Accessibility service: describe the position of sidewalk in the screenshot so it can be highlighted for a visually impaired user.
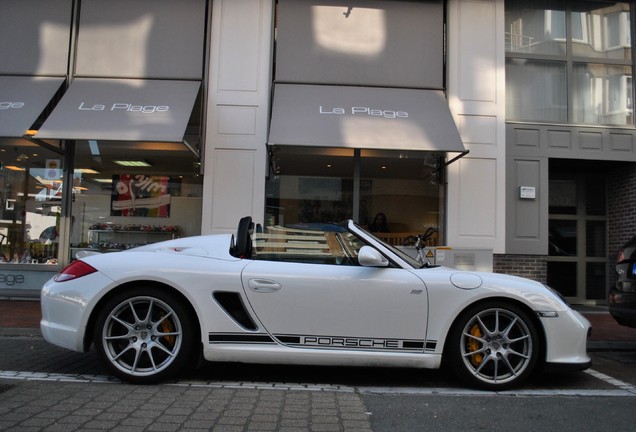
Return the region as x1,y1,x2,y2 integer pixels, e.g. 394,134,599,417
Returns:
1,300,636,349
0,300,41,331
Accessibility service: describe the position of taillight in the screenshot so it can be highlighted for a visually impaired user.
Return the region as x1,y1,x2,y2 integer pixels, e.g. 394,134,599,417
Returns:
617,249,626,264
54,260,98,282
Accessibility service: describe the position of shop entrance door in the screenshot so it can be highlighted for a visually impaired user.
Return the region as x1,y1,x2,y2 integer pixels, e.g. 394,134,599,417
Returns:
547,170,608,304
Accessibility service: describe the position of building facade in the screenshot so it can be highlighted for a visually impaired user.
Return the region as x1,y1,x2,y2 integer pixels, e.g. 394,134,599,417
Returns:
1,0,635,306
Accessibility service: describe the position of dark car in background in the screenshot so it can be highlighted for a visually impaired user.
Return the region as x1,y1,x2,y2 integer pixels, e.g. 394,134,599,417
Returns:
609,235,636,328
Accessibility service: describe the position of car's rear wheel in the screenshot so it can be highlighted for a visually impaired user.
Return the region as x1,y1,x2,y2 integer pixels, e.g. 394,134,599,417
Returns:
93,288,196,384
447,301,539,390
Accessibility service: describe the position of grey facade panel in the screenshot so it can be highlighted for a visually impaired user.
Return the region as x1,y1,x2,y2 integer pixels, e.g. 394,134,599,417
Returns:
0,0,72,76
276,0,443,89
75,0,205,79
506,156,548,255
507,123,636,161
35,78,200,142
0,76,65,137
506,122,636,255
268,83,466,152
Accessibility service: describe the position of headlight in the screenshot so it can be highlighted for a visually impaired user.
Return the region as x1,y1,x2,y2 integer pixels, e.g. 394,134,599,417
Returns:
543,283,569,307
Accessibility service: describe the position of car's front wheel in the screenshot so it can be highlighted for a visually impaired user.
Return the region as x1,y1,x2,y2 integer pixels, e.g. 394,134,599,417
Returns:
93,288,197,384
447,301,540,390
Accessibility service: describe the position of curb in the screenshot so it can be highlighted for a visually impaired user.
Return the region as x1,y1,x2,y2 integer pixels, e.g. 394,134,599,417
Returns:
588,341,636,352
0,327,42,338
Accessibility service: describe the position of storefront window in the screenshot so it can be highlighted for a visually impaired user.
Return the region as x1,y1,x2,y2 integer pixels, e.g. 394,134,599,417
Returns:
70,140,202,259
0,140,64,265
266,146,354,226
360,150,441,246
266,146,443,246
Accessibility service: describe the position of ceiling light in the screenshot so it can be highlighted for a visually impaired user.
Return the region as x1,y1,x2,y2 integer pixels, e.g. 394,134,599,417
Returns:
75,168,101,174
113,160,152,167
5,165,26,171
93,178,113,183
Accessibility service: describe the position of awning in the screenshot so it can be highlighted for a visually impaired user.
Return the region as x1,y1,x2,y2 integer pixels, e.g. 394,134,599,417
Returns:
35,78,200,143
268,84,467,155
0,76,65,138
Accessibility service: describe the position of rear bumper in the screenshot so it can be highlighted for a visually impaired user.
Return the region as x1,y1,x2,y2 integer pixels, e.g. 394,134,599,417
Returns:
608,288,636,328
40,271,114,352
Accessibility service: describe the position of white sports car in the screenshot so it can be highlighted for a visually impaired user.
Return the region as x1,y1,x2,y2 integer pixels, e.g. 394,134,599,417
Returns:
41,217,591,390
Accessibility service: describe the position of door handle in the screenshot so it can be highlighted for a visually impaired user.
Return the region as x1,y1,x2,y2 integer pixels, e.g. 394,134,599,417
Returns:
248,279,282,293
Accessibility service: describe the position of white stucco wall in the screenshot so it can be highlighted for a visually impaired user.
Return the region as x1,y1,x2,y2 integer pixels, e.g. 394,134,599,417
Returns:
202,0,507,247
446,0,506,253
202,0,273,234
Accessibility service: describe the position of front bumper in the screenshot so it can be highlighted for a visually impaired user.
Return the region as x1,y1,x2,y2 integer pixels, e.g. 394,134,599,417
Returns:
540,308,591,368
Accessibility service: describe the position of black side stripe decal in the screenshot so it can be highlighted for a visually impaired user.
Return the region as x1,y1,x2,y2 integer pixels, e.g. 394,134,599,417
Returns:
209,332,437,352
209,333,275,344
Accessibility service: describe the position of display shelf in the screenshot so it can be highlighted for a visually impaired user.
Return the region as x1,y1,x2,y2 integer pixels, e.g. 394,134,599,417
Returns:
86,226,179,251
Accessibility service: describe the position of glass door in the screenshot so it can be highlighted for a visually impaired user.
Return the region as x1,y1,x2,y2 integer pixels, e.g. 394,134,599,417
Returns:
547,174,607,303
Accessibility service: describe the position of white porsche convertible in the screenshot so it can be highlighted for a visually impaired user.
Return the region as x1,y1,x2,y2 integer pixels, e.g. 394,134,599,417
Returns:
41,217,591,390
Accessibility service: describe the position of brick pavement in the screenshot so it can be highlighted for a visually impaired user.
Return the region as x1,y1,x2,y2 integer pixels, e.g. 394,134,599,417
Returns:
0,300,373,432
0,380,372,431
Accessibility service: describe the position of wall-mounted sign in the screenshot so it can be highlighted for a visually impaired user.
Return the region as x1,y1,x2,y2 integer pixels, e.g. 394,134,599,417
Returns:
0,270,56,292
519,186,536,200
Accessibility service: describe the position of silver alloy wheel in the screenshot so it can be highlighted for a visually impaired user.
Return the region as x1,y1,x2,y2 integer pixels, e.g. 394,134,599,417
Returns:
459,307,533,386
100,296,183,377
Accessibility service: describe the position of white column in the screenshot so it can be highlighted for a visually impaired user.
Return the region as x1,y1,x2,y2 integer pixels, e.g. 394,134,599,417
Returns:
202,0,274,234
446,0,506,253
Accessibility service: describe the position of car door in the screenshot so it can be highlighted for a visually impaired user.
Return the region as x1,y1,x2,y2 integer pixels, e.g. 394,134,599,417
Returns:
240,257,428,352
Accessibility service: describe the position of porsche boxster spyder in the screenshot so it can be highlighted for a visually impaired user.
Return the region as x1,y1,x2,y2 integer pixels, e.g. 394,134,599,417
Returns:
41,217,591,390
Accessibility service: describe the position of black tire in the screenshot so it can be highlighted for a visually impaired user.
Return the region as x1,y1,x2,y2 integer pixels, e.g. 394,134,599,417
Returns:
93,287,197,384
446,301,540,390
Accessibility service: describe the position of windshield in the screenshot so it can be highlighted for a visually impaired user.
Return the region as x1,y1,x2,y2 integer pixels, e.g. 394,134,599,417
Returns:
251,221,365,265
352,222,424,269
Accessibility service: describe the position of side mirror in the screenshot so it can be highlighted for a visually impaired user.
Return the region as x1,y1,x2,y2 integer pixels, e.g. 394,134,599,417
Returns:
358,246,389,267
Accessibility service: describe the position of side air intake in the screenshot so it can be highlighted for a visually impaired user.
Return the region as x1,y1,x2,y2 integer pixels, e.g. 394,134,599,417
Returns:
213,291,258,331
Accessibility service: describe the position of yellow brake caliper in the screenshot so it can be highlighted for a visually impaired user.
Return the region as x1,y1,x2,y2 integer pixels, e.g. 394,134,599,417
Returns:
160,313,176,348
468,324,484,366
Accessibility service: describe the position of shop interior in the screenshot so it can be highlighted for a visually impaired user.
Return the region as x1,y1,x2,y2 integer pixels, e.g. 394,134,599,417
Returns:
266,146,443,247
0,136,202,265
